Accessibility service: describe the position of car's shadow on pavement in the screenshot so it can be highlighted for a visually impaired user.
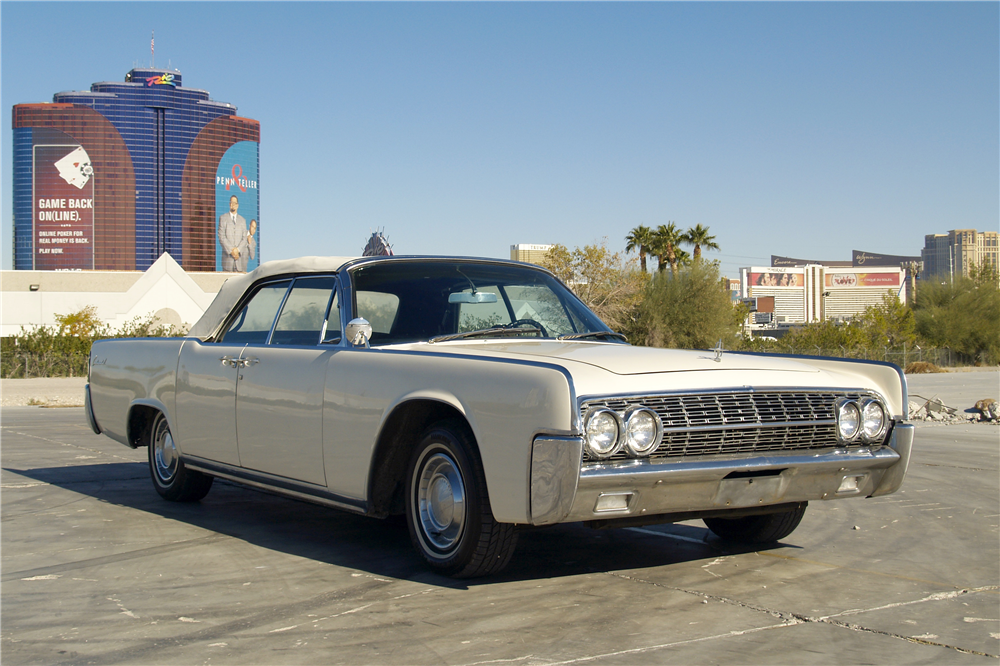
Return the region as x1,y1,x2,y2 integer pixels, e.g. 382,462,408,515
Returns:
4,461,796,589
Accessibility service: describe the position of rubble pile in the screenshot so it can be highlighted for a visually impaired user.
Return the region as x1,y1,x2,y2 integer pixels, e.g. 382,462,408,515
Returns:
907,394,999,424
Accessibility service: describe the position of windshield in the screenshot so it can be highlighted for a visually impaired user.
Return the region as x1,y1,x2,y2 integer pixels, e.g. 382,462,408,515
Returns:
350,261,616,346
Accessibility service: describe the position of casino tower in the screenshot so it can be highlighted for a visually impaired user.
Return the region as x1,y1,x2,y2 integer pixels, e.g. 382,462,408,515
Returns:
12,67,260,272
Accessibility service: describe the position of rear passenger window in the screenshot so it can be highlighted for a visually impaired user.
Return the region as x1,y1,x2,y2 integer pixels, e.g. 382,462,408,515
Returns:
220,281,292,344
271,277,338,346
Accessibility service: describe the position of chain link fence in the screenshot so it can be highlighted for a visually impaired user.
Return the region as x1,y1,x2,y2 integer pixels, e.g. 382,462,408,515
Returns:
766,345,992,368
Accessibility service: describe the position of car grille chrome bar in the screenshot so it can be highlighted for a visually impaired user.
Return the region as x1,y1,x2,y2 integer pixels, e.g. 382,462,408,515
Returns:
581,390,872,462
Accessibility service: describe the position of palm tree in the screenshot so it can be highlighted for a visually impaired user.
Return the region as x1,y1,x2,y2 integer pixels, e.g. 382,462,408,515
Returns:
683,224,720,261
651,223,683,274
674,247,692,269
624,225,655,273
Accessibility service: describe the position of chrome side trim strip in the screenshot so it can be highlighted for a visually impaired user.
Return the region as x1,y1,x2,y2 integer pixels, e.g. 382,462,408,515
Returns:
183,457,368,515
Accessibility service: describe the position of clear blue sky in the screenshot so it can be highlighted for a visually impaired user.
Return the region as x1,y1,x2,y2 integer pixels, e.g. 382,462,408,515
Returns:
2,2,997,277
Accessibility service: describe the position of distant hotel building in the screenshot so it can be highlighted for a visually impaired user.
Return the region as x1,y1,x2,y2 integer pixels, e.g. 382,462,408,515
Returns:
510,244,553,265
13,67,259,272
740,250,918,330
921,229,999,281
741,264,905,325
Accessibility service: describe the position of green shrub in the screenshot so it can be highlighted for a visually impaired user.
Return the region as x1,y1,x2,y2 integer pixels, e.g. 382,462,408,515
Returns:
638,261,740,349
2,310,184,379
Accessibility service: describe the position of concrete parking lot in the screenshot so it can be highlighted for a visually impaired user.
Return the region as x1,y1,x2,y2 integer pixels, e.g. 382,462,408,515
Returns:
1,372,997,665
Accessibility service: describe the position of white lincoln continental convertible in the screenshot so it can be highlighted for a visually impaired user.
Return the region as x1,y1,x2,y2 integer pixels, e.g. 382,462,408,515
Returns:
86,256,914,577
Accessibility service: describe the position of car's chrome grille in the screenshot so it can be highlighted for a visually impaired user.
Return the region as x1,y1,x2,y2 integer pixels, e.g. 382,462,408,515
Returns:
581,390,870,463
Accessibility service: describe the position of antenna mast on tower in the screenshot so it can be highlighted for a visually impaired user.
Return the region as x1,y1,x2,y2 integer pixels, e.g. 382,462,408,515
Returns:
151,31,155,68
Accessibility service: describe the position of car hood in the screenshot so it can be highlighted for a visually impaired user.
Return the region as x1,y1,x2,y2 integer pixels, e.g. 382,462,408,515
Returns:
417,340,819,376
389,339,907,417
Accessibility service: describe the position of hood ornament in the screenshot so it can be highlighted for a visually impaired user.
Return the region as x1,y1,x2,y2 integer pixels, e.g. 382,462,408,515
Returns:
712,339,724,363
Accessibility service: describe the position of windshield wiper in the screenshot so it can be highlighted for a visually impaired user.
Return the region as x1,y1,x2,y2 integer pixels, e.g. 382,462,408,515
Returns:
429,326,542,344
557,330,628,342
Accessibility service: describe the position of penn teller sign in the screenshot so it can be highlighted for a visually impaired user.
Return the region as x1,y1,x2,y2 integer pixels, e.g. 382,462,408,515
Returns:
33,145,94,269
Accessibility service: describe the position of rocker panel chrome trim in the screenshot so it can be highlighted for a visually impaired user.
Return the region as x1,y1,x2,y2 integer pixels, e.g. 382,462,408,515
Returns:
183,457,368,514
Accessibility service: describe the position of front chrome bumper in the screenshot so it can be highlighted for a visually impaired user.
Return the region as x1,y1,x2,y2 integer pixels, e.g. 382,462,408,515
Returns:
530,423,914,526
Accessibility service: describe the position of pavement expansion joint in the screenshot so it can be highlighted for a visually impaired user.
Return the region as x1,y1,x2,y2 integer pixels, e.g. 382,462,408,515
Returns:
604,570,1000,659
814,616,999,658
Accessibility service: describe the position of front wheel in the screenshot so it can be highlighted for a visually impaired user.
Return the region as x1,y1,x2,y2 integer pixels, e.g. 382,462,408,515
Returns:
148,413,213,502
405,419,517,577
704,503,807,544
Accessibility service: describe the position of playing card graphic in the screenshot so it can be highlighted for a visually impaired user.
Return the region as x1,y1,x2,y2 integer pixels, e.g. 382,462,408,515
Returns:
54,146,94,189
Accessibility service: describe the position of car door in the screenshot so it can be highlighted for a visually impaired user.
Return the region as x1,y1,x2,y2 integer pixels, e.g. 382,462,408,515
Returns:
235,276,340,487
174,279,292,466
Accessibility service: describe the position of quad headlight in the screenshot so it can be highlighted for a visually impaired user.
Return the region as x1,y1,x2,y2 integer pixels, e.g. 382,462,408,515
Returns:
623,407,662,456
837,397,888,445
584,406,662,459
837,400,861,441
584,408,621,459
860,399,887,443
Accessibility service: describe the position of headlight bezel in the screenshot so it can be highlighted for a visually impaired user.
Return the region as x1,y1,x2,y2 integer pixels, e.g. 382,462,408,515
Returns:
837,396,889,446
859,398,888,443
622,407,663,457
837,399,861,442
583,407,623,459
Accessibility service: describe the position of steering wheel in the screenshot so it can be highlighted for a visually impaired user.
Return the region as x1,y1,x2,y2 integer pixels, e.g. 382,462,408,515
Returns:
507,318,548,337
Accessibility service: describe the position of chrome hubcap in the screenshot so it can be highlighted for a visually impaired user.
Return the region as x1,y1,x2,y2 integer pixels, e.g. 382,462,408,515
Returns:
153,420,178,483
416,452,466,553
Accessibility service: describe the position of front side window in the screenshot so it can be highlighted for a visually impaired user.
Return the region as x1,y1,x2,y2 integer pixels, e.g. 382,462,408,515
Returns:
220,280,292,344
271,277,338,346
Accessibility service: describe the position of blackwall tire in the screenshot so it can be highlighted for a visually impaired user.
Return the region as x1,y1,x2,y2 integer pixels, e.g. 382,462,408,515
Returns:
405,419,517,578
148,413,213,502
704,503,807,544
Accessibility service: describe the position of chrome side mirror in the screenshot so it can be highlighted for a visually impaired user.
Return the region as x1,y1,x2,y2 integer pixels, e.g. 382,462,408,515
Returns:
345,318,373,348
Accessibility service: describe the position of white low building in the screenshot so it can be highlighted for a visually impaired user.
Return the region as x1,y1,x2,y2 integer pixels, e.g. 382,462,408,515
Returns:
1,253,231,337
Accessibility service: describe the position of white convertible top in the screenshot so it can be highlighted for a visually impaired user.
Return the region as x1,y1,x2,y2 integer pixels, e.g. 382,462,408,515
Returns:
188,256,359,340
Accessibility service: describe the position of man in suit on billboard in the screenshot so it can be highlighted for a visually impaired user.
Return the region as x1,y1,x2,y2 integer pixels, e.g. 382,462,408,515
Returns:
218,195,248,272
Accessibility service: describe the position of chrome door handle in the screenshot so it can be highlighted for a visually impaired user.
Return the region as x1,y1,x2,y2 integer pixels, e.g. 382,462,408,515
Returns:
219,356,238,368
241,357,260,367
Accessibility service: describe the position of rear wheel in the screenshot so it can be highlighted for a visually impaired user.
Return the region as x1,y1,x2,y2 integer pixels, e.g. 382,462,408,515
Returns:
704,503,807,544
148,413,213,502
405,419,517,577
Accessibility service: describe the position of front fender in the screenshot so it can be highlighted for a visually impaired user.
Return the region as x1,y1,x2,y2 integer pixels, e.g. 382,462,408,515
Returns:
381,389,470,431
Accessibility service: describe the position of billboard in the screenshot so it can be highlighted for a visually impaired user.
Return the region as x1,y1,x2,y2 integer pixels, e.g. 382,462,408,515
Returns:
852,250,920,267
33,143,94,269
215,141,259,273
825,272,901,288
771,255,851,268
749,270,802,287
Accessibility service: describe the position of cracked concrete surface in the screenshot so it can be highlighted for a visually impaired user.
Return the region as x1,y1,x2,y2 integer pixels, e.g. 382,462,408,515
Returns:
2,373,998,664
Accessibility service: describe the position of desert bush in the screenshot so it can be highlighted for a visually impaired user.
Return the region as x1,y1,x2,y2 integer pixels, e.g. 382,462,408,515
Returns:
638,260,741,349
904,361,945,374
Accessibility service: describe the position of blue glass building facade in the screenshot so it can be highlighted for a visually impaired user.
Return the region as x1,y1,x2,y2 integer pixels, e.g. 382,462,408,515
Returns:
13,68,259,271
